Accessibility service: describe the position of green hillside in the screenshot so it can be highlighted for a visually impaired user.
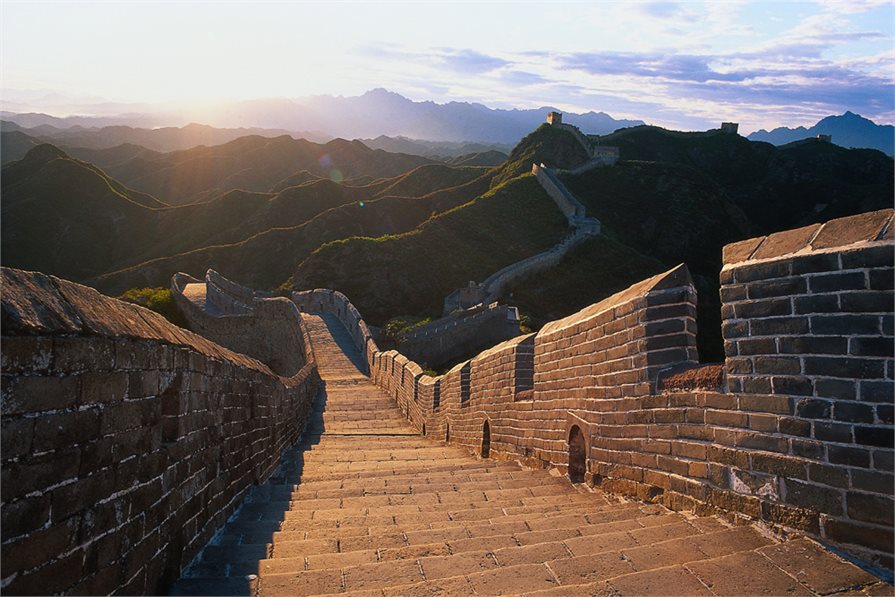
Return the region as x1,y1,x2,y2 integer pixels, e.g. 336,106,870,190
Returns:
1,145,165,280
99,135,436,205
292,174,568,323
594,126,894,232
94,167,496,293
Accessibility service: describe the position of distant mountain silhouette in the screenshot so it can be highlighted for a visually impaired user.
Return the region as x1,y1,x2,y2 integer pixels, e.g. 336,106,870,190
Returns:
361,135,512,158
61,135,435,206
748,112,894,155
2,89,644,146
0,118,328,153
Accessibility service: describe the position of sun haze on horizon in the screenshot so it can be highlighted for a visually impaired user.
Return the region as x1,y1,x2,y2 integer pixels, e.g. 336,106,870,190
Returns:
2,0,893,133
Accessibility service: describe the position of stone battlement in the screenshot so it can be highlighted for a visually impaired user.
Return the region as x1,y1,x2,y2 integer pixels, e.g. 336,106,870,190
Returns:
297,208,895,569
171,270,311,376
0,268,320,595
396,302,521,370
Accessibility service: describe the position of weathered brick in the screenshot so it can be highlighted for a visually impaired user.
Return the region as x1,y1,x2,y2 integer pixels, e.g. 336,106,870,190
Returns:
790,438,824,459
778,417,811,437
804,357,884,379
814,379,857,400
750,317,809,336
869,267,894,291
734,260,792,283
810,314,880,335
854,426,894,448
52,337,115,373
720,285,747,302
824,518,893,552
1,416,34,459
808,272,866,293
1,336,53,374
1,375,79,414
722,321,748,339
849,337,894,358
736,298,792,318
795,398,831,419
813,421,852,444
840,244,895,269
33,409,101,453
828,445,871,468
807,463,849,488
754,357,800,375
847,492,894,525
840,291,892,314
80,371,128,406
792,293,839,315
771,376,813,396
877,404,894,425
752,453,807,478
2,449,80,502
0,494,51,539
832,401,874,424
874,449,894,472
790,252,840,275
851,469,894,494
778,336,846,355
784,479,843,514
736,338,776,356
741,377,772,394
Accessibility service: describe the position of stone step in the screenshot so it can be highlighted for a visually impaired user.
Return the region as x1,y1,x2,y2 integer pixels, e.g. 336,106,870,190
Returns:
253,525,777,595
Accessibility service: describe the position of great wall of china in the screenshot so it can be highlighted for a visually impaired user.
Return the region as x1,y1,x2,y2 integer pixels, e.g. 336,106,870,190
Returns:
1,185,892,591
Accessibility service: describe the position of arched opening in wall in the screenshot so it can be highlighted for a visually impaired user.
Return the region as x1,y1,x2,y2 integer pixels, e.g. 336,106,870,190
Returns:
445,423,450,444
568,425,586,483
422,424,427,436
481,420,491,459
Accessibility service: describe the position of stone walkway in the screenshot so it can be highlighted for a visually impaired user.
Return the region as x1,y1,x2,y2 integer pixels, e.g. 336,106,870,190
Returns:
171,314,889,596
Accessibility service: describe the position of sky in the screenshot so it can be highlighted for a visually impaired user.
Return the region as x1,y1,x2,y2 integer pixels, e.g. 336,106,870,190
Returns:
2,0,893,133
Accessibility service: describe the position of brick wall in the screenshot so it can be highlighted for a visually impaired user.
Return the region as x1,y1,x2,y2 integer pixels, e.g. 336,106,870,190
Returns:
298,208,893,569
396,303,520,370
1,268,319,595
172,271,312,377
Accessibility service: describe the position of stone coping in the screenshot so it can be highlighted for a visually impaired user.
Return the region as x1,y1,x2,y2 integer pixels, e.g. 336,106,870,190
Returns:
723,209,893,267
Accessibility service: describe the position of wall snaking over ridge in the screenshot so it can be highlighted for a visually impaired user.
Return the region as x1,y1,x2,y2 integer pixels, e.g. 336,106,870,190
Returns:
296,208,894,570
172,271,311,377
1,268,319,595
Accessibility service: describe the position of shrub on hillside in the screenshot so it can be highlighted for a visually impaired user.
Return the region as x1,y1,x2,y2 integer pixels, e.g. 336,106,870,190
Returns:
118,287,189,329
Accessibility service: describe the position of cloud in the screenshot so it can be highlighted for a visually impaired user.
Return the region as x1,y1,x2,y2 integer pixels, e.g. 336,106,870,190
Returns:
434,49,508,74
638,2,685,18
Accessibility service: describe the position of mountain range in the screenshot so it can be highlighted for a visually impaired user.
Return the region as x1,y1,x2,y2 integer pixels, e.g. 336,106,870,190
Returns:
2,89,645,146
3,118,891,361
747,111,894,155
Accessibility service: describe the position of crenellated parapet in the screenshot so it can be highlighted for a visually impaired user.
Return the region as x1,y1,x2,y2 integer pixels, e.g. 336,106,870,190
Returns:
297,208,894,569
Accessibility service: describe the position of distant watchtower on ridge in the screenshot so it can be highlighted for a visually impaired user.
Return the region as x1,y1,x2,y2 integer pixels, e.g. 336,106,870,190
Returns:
547,111,563,126
816,134,832,143
720,122,739,134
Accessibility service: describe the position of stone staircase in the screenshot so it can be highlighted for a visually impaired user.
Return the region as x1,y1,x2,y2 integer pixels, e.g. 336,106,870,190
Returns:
170,314,888,596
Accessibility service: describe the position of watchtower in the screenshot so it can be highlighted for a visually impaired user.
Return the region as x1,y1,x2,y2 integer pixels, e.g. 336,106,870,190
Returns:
547,111,563,126
816,134,832,143
720,122,739,134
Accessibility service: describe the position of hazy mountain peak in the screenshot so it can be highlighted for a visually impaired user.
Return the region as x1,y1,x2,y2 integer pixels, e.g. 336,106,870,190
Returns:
24,142,69,163
748,111,893,155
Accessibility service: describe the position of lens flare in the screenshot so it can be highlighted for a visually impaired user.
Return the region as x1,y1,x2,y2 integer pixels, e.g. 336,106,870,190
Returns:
318,154,332,169
358,200,365,208
330,169,343,183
